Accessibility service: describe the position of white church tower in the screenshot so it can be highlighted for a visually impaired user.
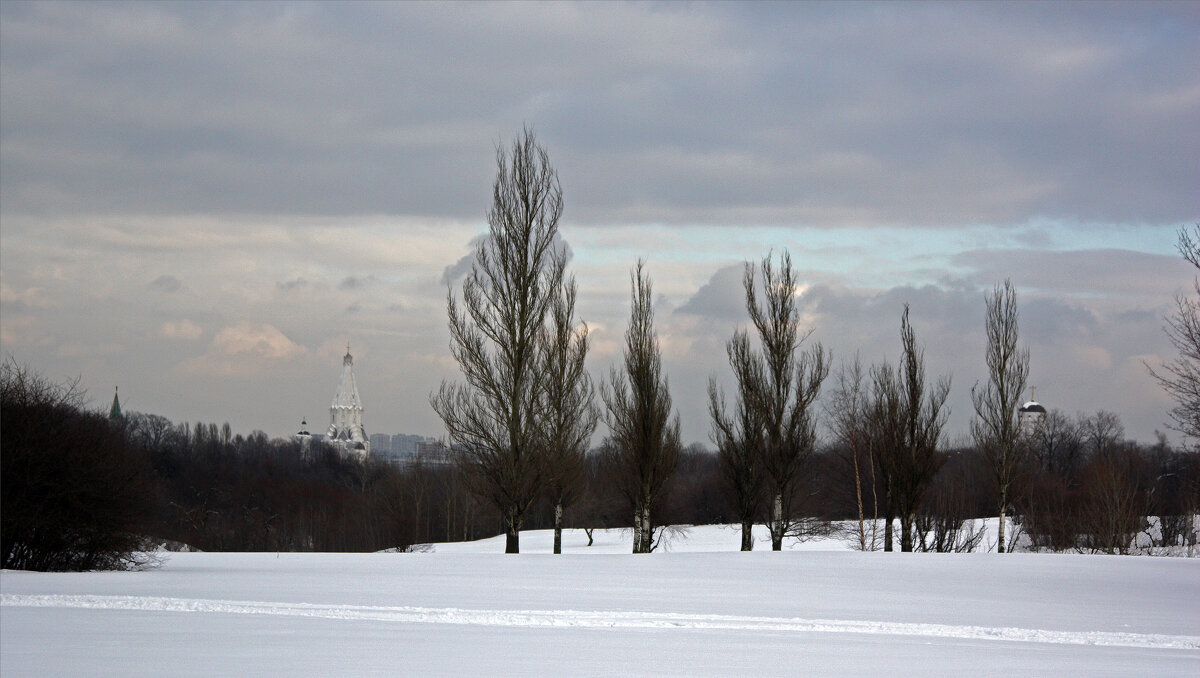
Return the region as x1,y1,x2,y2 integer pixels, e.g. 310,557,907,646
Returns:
1018,387,1047,438
327,345,369,458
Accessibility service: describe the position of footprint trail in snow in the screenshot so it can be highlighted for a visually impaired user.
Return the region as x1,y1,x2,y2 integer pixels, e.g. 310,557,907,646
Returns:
4,594,1197,651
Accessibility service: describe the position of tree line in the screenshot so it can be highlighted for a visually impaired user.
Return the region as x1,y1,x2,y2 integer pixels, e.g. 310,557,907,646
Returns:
2,357,1197,571
432,129,1200,555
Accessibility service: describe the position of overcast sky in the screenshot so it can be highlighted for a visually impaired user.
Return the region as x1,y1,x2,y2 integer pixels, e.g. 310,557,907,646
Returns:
2,1,1197,446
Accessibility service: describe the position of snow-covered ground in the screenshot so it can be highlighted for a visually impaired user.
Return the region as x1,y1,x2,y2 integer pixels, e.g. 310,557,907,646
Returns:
3,525,1198,677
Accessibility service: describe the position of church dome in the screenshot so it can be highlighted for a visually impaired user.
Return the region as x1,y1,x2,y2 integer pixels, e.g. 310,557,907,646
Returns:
1019,401,1046,414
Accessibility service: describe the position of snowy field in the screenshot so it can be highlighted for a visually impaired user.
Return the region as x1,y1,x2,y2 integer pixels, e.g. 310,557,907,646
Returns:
2,525,1198,677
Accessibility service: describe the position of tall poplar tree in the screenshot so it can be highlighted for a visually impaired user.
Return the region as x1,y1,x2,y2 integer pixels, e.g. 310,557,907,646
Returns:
971,280,1030,554
432,128,564,554
743,251,828,551
603,261,680,554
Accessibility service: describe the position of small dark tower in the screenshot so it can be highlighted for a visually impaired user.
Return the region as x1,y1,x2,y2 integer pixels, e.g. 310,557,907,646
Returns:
109,386,122,421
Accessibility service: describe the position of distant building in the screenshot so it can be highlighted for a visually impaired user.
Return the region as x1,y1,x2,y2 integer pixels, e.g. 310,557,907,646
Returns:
369,433,392,454
109,386,122,421
295,417,312,453
326,346,369,459
391,433,429,456
414,440,452,465
1018,397,1047,437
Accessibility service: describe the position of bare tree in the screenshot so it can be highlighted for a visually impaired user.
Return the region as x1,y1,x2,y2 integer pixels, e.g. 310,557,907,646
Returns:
971,280,1030,553
740,251,829,551
1035,409,1084,479
868,361,903,551
914,454,986,554
1079,449,1145,555
708,331,766,551
887,305,952,552
826,354,875,551
602,261,681,554
431,128,565,554
541,277,599,554
1147,225,1200,450
1083,410,1125,459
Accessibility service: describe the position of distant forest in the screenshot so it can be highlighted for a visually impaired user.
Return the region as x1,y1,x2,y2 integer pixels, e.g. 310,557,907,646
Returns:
3,357,1197,571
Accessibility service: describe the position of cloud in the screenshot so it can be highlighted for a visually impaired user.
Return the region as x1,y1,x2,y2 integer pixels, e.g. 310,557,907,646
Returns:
158,319,203,341
339,275,376,290
4,3,1192,226
209,322,304,360
1072,345,1113,371
177,322,306,377
675,264,745,320
56,342,122,358
149,274,182,293
440,233,574,287
0,314,42,347
440,235,488,286
0,2,1192,447
0,280,54,310
277,277,308,291
951,248,1191,300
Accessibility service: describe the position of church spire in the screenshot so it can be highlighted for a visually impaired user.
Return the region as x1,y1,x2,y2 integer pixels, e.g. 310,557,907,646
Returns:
109,386,122,420
327,343,368,458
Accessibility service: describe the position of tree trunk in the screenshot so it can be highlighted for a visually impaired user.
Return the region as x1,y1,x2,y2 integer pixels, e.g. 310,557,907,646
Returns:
585,527,594,546
771,492,784,551
853,441,866,551
553,502,563,555
900,513,913,552
997,488,1008,554
632,503,643,554
505,513,520,554
640,506,653,553
884,506,895,552
740,518,754,551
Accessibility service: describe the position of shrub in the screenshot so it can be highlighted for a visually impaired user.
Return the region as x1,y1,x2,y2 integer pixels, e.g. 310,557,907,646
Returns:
1,362,160,571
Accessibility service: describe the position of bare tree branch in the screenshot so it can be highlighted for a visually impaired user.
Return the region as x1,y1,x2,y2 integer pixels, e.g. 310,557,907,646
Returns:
1146,224,1200,449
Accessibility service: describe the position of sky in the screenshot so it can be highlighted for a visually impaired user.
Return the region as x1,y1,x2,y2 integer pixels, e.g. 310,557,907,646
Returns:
1,1,1197,447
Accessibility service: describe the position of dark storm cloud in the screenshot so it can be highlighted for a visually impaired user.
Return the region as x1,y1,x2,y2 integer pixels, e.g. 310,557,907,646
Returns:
1,2,1196,226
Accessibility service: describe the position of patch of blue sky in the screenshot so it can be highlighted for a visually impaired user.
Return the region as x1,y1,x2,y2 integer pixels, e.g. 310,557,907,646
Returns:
568,219,1181,290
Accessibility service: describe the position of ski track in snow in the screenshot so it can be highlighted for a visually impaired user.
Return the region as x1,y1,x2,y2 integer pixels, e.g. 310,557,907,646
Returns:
4,594,1198,650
